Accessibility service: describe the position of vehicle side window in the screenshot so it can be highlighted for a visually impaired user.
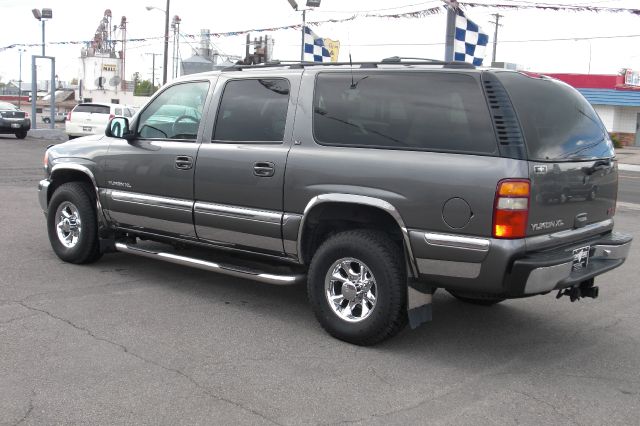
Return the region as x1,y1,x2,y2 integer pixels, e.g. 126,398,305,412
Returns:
212,79,290,143
313,72,497,155
137,81,210,141
115,108,122,116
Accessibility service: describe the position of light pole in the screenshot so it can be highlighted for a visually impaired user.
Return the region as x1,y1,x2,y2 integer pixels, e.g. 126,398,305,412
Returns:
287,0,321,61
18,49,25,109
32,8,52,57
146,1,170,85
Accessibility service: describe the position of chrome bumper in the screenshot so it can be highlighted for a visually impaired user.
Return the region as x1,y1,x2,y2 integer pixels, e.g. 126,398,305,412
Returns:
38,179,50,214
523,237,632,294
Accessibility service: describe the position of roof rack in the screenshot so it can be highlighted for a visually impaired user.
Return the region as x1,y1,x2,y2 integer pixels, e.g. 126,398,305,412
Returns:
222,58,475,72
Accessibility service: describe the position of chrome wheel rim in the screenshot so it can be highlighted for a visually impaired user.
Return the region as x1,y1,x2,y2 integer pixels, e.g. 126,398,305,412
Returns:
55,201,82,248
325,258,377,323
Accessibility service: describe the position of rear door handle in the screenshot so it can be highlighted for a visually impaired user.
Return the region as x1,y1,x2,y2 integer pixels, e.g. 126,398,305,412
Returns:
175,155,193,170
253,162,275,177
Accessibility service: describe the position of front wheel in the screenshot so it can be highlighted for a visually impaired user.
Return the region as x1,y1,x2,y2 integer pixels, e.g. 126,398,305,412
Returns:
307,230,407,346
47,182,102,264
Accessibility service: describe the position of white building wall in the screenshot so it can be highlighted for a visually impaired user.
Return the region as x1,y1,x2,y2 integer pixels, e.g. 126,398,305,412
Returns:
612,107,640,134
593,105,615,131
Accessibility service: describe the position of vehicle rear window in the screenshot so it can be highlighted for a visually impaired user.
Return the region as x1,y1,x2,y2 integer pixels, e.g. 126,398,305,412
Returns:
497,72,614,161
312,72,497,155
74,104,110,114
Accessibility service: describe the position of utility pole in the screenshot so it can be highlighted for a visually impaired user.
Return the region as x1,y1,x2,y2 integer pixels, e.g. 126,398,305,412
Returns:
145,53,162,94
489,13,504,64
162,0,170,85
443,0,458,61
18,49,25,109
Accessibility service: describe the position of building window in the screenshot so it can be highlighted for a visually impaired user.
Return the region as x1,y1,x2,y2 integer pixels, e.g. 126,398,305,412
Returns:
111,99,120,104
83,98,93,103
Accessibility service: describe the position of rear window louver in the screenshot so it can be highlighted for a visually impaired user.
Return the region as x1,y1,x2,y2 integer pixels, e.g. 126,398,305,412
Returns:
482,74,526,160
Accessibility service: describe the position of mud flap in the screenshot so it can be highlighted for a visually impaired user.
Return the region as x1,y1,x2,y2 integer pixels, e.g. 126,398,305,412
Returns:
407,278,434,329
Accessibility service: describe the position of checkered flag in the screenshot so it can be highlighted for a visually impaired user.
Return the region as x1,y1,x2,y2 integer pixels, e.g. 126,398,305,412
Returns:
303,26,332,63
454,9,489,66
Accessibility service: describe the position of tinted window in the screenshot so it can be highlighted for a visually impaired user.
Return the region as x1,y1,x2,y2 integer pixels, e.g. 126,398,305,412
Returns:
115,108,122,116
313,72,497,154
74,104,110,114
137,81,209,140
213,79,290,142
498,72,613,161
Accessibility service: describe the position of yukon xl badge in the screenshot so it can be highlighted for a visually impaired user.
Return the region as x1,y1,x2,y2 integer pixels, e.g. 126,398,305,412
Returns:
531,219,564,231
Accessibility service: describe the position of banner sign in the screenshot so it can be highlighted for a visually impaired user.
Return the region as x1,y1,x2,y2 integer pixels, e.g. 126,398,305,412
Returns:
625,70,640,87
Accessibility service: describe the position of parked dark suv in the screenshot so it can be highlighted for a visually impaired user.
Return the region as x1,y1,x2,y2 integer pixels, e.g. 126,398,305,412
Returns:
0,101,30,139
37,59,632,345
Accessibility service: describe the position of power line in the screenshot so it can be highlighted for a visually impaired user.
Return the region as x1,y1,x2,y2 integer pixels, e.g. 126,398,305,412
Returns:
309,32,640,47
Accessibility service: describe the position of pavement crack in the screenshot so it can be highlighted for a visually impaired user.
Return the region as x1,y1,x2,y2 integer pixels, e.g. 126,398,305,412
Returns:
12,393,34,426
511,390,580,426
15,300,282,426
0,314,37,326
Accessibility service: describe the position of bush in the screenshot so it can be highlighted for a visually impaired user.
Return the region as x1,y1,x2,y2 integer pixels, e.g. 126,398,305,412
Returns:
610,133,623,149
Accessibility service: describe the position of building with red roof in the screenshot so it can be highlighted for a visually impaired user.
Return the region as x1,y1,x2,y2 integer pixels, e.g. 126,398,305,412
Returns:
541,70,640,146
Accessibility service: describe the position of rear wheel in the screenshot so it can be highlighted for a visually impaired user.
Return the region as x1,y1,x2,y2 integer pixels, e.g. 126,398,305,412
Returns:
447,290,505,306
43,118,50,124
15,130,27,139
47,182,102,264
307,230,407,346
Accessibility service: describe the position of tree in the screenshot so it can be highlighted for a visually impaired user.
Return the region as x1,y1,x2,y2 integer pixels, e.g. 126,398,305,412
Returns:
134,79,157,96
70,78,78,85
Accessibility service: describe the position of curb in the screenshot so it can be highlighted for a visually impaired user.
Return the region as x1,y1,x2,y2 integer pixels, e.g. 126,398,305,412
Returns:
27,129,68,142
619,164,640,172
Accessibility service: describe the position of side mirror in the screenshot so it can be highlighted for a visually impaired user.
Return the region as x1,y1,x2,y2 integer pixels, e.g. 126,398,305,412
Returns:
106,117,134,141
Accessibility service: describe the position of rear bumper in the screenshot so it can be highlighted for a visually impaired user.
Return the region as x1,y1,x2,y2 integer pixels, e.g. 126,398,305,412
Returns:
410,224,632,297
506,231,632,295
0,118,31,132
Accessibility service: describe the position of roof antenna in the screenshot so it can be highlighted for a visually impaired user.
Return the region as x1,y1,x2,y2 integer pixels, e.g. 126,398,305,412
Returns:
349,53,356,89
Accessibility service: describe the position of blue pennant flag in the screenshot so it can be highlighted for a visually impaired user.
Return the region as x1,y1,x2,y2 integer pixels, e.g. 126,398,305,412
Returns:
303,26,332,63
454,9,489,66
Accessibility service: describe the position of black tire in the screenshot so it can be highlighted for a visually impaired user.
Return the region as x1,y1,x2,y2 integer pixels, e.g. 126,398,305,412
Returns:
15,130,27,139
47,182,102,264
307,230,407,346
447,290,505,306
43,118,50,124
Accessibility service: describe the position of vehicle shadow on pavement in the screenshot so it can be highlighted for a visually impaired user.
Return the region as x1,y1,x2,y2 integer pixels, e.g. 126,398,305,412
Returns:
97,251,597,365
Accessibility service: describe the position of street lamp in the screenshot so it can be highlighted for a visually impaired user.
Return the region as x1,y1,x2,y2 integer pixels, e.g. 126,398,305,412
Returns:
32,8,52,57
145,2,170,85
287,1,321,61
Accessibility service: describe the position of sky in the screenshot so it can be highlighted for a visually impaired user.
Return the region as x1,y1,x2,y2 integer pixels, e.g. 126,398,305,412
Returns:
0,0,639,85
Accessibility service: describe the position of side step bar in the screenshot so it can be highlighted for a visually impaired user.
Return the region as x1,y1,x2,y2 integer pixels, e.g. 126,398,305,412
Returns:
114,242,305,285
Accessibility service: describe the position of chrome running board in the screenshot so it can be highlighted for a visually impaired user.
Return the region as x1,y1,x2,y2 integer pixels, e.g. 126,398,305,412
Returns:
114,242,304,285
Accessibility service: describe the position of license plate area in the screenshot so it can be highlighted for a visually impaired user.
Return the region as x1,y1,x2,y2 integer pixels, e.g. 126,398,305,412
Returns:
11,123,21,128
82,126,92,132
572,246,590,271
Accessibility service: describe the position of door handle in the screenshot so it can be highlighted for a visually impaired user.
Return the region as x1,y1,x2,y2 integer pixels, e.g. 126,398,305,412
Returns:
175,155,193,170
253,162,275,177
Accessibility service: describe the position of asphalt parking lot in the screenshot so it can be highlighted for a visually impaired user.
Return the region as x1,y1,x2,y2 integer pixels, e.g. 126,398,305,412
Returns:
1,135,639,425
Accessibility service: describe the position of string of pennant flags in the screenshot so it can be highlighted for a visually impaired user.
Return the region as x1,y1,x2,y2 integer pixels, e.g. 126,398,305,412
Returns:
1,2,639,52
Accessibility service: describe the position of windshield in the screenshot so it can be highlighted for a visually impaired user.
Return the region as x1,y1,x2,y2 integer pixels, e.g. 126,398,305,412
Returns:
497,72,614,161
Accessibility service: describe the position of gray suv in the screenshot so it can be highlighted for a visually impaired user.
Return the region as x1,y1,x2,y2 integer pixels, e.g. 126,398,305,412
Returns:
37,59,632,345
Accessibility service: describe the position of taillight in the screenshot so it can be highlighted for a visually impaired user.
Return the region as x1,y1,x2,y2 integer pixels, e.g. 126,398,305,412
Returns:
67,111,72,121
493,179,530,239
109,114,115,121
43,151,49,171
25,112,29,118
